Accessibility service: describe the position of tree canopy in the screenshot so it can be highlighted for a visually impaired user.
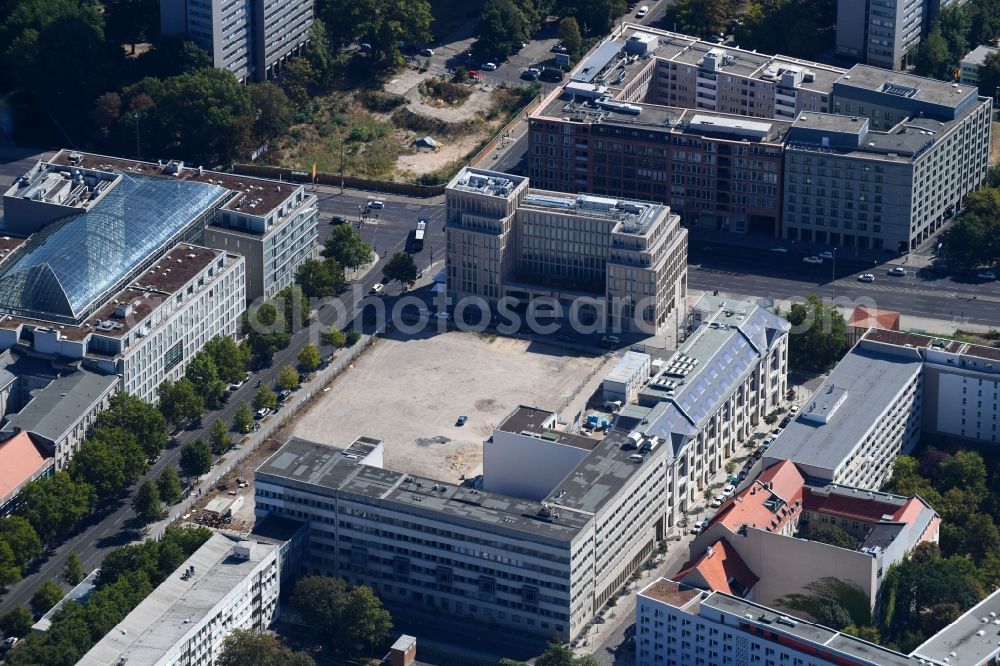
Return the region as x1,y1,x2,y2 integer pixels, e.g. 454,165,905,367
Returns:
783,295,847,372
217,629,316,666
179,439,213,478
382,251,418,286
323,225,374,272
291,576,393,654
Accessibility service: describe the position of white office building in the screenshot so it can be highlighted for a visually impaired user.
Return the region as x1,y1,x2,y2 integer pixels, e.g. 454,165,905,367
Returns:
79,532,280,666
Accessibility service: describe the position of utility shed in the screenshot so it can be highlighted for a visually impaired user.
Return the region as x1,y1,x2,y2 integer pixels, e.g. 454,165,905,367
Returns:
604,351,652,403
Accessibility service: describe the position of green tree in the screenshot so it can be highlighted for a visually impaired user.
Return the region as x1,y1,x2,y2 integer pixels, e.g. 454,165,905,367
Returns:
0,541,20,587
978,51,1000,111
277,365,301,391
322,224,374,272
809,524,858,550
382,251,418,286
95,393,167,460
254,385,279,411
63,552,84,586
296,257,343,298
138,34,212,78
69,438,125,500
961,513,1000,564
939,450,988,498
663,0,731,37
305,19,336,88
157,467,184,505
535,643,601,666
0,606,33,638
185,351,227,410
158,378,206,426
913,29,953,80
244,301,292,363
30,580,64,617
0,516,43,574
340,586,393,653
842,624,881,643
322,325,347,348
119,67,254,165
202,336,252,385
133,479,163,523
298,344,322,372
784,295,847,371
346,330,361,346
249,82,295,143
476,0,529,60
217,628,317,666
234,401,255,434
16,472,94,544
209,418,234,455
179,439,213,478
557,17,582,57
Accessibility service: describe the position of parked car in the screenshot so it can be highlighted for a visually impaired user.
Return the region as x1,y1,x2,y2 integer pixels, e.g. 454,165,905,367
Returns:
254,407,271,419
636,4,649,16
244,370,253,381
370,283,384,295
419,48,434,57
521,67,540,80
551,44,568,53
278,389,292,402
858,273,876,282
819,250,835,260
887,266,907,276
601,334,621,346
802,256,823,264
722,484,736,497
228,380,243,391
482,62,498,71
331,215,348,225
691,519,707,534
5,637,19,648
456,415,468,426
468,70,483,79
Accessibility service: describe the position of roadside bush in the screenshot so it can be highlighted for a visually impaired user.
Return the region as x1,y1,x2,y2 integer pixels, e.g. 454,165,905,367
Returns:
419,77,472,106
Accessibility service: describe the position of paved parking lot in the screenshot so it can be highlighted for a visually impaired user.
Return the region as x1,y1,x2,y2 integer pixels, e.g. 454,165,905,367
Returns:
293,331,612,481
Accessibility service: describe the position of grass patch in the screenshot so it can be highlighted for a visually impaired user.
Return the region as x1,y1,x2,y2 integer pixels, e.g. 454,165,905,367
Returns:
356,90,408,113
419,77,473,107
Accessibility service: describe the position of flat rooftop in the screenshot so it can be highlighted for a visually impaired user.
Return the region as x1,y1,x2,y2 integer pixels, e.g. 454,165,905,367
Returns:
497,405,556,434
962,45,998,67
3,366,118,443
447,167,525,198
519,190,666,235
48,150,296,217
639,578,703,609
257,437,590,542
606,351,650,384
834,64,979,110
912,587,1000,665
764,345,923,477
78,532,277,666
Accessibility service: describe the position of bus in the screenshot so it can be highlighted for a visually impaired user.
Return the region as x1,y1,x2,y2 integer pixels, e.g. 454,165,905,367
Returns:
413,219,426,252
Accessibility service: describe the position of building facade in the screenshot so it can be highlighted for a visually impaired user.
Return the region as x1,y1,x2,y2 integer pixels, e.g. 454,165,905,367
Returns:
960,44,999,86
202,182,318,301
79,533,280,666
529,25,993,249
160,0,313,82
445,167,688,334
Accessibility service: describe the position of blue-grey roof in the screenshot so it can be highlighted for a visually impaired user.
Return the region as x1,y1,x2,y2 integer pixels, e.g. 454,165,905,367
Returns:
572,40,625,83
0,174,226,321
640,300,788,444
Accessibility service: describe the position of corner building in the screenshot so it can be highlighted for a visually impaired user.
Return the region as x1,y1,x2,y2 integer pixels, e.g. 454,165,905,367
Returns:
444,167,687,334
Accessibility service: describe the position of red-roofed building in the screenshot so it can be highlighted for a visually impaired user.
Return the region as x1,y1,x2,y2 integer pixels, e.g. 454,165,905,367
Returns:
674,539,759,597
848,306,901,345
0,431,53,514
682,461,938,613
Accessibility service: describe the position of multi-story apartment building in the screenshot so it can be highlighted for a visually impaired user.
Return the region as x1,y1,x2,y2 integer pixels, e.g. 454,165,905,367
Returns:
677,460,939,612
445,167,688,334
837,0,971,71
160,0,313,82
783,81,992,252
79,533,281,666
616,294,789,519
530,25,993,251
0,349,118,471
635,579,1000,666
765,327,1000,492
961,44,999,86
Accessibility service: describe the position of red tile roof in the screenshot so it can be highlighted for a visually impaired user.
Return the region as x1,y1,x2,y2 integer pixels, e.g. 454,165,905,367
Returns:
713,460,805,533
0,432,52,502
673,539,759,597
802,488,932,526
848,306,900,331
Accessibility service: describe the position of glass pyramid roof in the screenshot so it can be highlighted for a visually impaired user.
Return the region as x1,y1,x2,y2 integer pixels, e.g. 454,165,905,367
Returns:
0,173,226,321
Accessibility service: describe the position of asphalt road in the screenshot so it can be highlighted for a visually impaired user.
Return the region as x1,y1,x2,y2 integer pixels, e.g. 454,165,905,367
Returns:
0,180,443,619
688,243,1000,327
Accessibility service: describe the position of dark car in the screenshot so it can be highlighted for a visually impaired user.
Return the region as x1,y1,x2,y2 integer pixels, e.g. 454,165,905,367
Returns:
456,415,468,426
331,215,348,225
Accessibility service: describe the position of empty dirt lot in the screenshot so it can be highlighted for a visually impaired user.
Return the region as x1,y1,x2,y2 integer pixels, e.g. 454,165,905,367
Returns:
293,331,614,481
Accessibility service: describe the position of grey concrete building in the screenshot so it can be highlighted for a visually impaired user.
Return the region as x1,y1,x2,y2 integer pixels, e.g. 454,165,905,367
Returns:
160,0,313,82
784,69,992,252
960,44,999,86
445,167,688,334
